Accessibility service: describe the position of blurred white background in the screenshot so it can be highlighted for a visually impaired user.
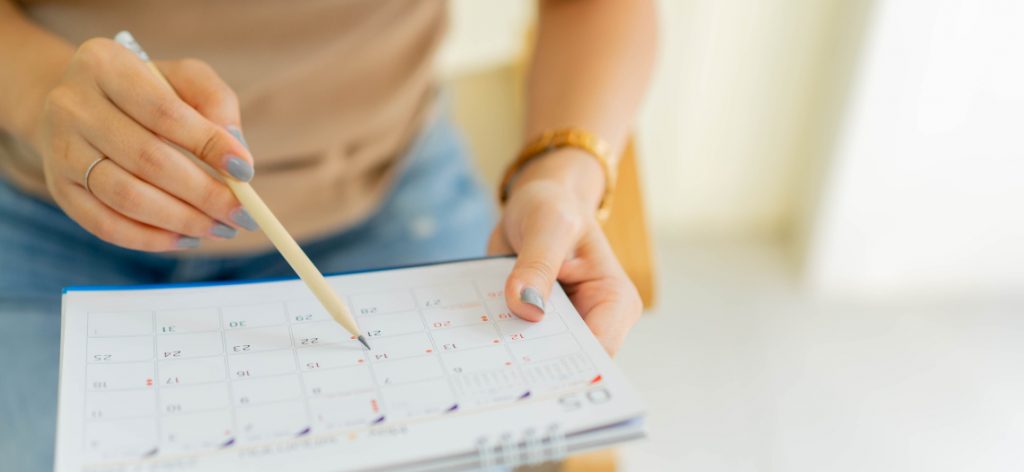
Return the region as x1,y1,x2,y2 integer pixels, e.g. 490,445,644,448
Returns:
440,1,1024,470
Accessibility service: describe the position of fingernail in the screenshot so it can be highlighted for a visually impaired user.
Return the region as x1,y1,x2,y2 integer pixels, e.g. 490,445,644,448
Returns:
211,222,237,239
225,156,254,182
230,207,259,231
227,126,248,149
520,287,545,313
177,236,200,249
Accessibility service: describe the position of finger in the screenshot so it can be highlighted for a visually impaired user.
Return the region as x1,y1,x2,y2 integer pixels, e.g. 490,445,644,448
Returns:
86,157,234,240
158,59,240,127
87,39,253,181
486,226,513,256
557,222,627,287
504,209,581,322
75,93,253,231
52,177,191,252
566,231,642,356
577,287,641,357
158,59,250,153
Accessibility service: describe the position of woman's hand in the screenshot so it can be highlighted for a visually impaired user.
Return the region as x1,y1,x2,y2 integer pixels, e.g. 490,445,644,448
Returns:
488,149,643,356
30,38,256,252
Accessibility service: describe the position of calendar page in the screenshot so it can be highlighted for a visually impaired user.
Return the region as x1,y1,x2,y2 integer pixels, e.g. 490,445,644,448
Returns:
55,257,644,472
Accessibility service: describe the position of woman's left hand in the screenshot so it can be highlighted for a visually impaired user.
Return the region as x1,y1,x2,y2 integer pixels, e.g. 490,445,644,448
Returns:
487,150,643,356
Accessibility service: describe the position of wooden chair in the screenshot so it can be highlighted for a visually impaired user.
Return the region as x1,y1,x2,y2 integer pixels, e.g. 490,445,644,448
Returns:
601,138,656,309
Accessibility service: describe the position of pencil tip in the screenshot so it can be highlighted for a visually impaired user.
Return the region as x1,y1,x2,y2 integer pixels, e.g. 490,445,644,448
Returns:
358,335,371,350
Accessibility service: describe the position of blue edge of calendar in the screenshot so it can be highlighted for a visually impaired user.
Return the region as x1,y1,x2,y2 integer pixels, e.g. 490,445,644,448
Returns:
62,255,514,293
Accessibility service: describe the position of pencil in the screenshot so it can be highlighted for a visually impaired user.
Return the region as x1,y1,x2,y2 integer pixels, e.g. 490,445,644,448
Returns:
113,31,370,350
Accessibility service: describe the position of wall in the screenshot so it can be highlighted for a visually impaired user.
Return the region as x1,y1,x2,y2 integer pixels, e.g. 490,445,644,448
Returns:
441,0,867,240
441,0,1024,297
634,0,865,239
802,0,1024,297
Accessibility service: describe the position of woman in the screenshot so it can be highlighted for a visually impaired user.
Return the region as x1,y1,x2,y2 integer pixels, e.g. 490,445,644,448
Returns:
0,0,656,469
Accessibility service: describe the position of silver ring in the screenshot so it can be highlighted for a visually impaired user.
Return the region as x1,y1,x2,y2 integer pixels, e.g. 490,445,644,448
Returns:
83,156,108,195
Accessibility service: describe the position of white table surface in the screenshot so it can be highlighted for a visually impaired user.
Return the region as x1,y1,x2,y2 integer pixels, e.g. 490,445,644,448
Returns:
614,240,1024,472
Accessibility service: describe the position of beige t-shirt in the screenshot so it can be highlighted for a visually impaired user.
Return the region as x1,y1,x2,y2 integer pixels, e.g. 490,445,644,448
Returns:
0,0,446,254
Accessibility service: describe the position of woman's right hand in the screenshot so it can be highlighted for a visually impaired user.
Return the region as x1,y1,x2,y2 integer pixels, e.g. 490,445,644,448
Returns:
31,37,258,252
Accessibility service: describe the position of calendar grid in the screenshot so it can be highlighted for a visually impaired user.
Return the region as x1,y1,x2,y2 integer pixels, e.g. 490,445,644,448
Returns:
471,281,529,392
408,285,460,413
81,311,90,454
217,307,238,449
76,269,604,463
284,301,314,434
149,310,160,457
349,299,385,427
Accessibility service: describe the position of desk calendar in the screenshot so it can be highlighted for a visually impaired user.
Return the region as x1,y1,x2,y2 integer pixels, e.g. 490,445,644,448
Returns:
55,257,645,471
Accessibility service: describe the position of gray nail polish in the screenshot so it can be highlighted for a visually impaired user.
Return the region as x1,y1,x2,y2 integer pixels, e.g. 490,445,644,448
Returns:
227,126,248,149
211,222,237,239
520,287,545,313
231,208,259,231
177,236,200,249
225,156,254,182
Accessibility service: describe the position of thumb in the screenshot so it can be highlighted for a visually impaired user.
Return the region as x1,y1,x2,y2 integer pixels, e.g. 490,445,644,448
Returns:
486,226,513,256
504,218,578,322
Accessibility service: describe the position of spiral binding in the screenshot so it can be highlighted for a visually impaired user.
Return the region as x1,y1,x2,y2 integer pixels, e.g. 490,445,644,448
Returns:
476,424,567,468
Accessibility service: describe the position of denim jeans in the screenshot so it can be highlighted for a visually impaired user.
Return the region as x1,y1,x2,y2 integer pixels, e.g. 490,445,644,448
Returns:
0,114,497,471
